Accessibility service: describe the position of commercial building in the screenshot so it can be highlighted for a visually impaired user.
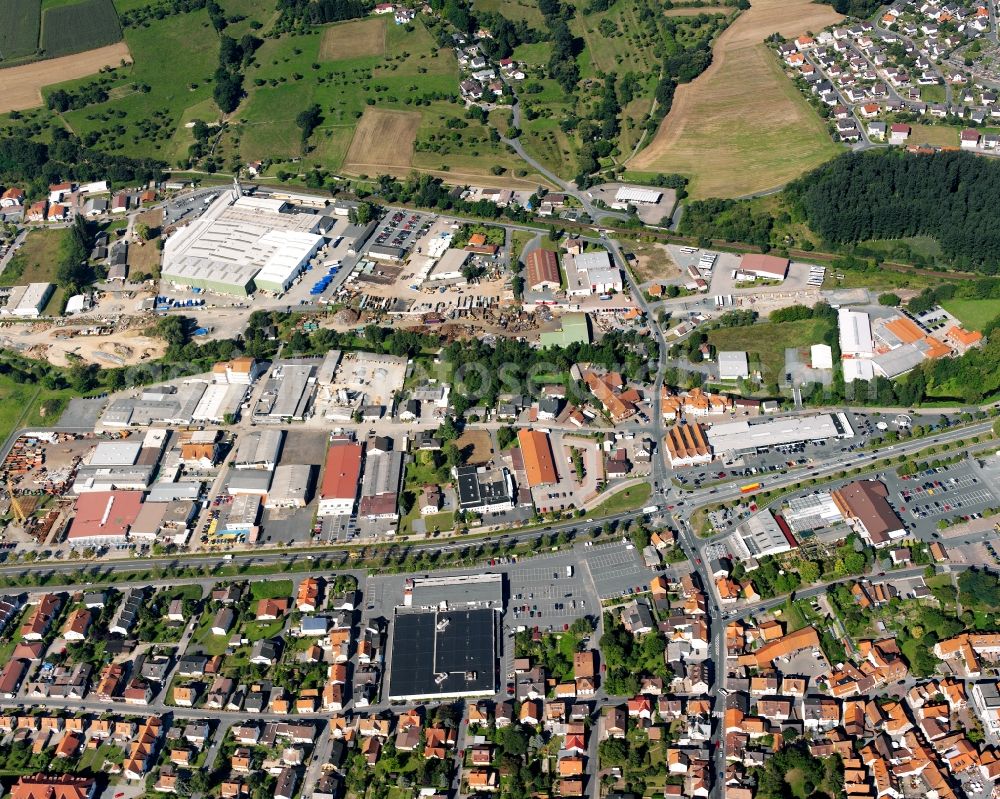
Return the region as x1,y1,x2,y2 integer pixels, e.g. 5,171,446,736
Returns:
192,383,247,424
971,682,1000,736
706,412,854,455
665,423,713,468
67,491,144,546
455,465,515,513
387,608,497,700
810,344,834,370
403,573,504,610
161,193,326,296
358,450,403,520
783,492,845,533
212,357,263,385
613,186,663,206
427,249,470,282
100,383,208,428
718,351,750,381
737,254,789,281
517,429,558,488
525,249,561,290
831,479,906,547
1,283,55,317
318,441,363,517
539,313,591,348
265,464,313,508
225,494,262,534
564,251,622,297
838,309,874,359
731,510,794,559
265,363,316,421
233,430,284,471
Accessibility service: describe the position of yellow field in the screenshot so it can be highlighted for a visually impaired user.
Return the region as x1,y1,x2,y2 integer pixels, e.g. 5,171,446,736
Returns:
343,107,421,172
0,42,132,113
629,0,843,198
319,17,386,61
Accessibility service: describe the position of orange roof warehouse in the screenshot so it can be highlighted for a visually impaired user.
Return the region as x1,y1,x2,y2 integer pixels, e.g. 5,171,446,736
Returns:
738,253,789,281
67,491,144,547
517,429,558,487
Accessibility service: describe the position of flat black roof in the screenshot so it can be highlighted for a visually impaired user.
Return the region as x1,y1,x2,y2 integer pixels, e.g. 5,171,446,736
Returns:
388,609,497,699
455,465,511,510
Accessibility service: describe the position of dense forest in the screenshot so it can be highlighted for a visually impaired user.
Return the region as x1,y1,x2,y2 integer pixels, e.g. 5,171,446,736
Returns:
787,150,1000,274
817,0,881,18
0,133,165,199
275,0,369,27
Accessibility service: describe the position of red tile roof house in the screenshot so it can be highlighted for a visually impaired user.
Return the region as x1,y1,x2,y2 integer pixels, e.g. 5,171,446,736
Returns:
0,188,24,208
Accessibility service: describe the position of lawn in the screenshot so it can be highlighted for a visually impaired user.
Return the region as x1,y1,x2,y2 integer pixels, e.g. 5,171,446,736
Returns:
628,0,843,197
919,84,947,103
708,317,833,389
0,374,74,448
423,511,455,533
907,123,960,147
244,618,285,641
942,298,1000,331
587,482,651,517
0,227,71,286
250,579,292,600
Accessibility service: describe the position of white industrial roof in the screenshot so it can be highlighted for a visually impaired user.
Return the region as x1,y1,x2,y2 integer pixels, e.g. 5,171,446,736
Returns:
162,193,323,289
707,412,854,453
614,186,662,204
192,382,247,423
90,440,142,467
573,251,613,273
811,343,833,370
718,350,750,379
253,230,324,289
838,308,874,357
843,358,876,383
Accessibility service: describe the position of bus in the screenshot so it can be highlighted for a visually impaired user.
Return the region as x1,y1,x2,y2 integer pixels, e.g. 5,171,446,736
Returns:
739,482,762,494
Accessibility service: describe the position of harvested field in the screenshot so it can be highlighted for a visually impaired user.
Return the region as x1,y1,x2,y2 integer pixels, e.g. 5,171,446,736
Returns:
629,0,842,198
664,4,729,14
40,0,122,58
0,40,131,112
0,0,41,64
319,17,386,61
343,107,420,172
455,429,494,466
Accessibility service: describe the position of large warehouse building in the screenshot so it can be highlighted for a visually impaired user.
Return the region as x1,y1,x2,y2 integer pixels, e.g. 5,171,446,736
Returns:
161,191,326,296
706,412,854,455
387,608,498,701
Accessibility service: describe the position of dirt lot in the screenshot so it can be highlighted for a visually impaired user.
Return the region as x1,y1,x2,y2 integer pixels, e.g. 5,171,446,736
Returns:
627,242,681,282
455,429,494,466
343,108,420,173
0,42,132,113
628,0,842,198
319,17,386,61
0,322,165,367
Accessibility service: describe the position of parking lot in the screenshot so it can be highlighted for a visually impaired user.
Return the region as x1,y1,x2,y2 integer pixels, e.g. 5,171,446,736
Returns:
580,542,651,600
895,460,999,534
371,210,430,252
508,559,593,631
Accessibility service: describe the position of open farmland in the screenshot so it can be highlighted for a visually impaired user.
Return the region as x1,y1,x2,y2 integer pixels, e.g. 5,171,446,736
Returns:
48,10,219,160
0,40,130,113
0,0,41,64
40,0,122,58
319,17,386,61
343,108,421,172
628,0,843,198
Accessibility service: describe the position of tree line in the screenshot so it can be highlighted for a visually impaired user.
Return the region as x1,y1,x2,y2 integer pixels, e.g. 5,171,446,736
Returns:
0,131,164,201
